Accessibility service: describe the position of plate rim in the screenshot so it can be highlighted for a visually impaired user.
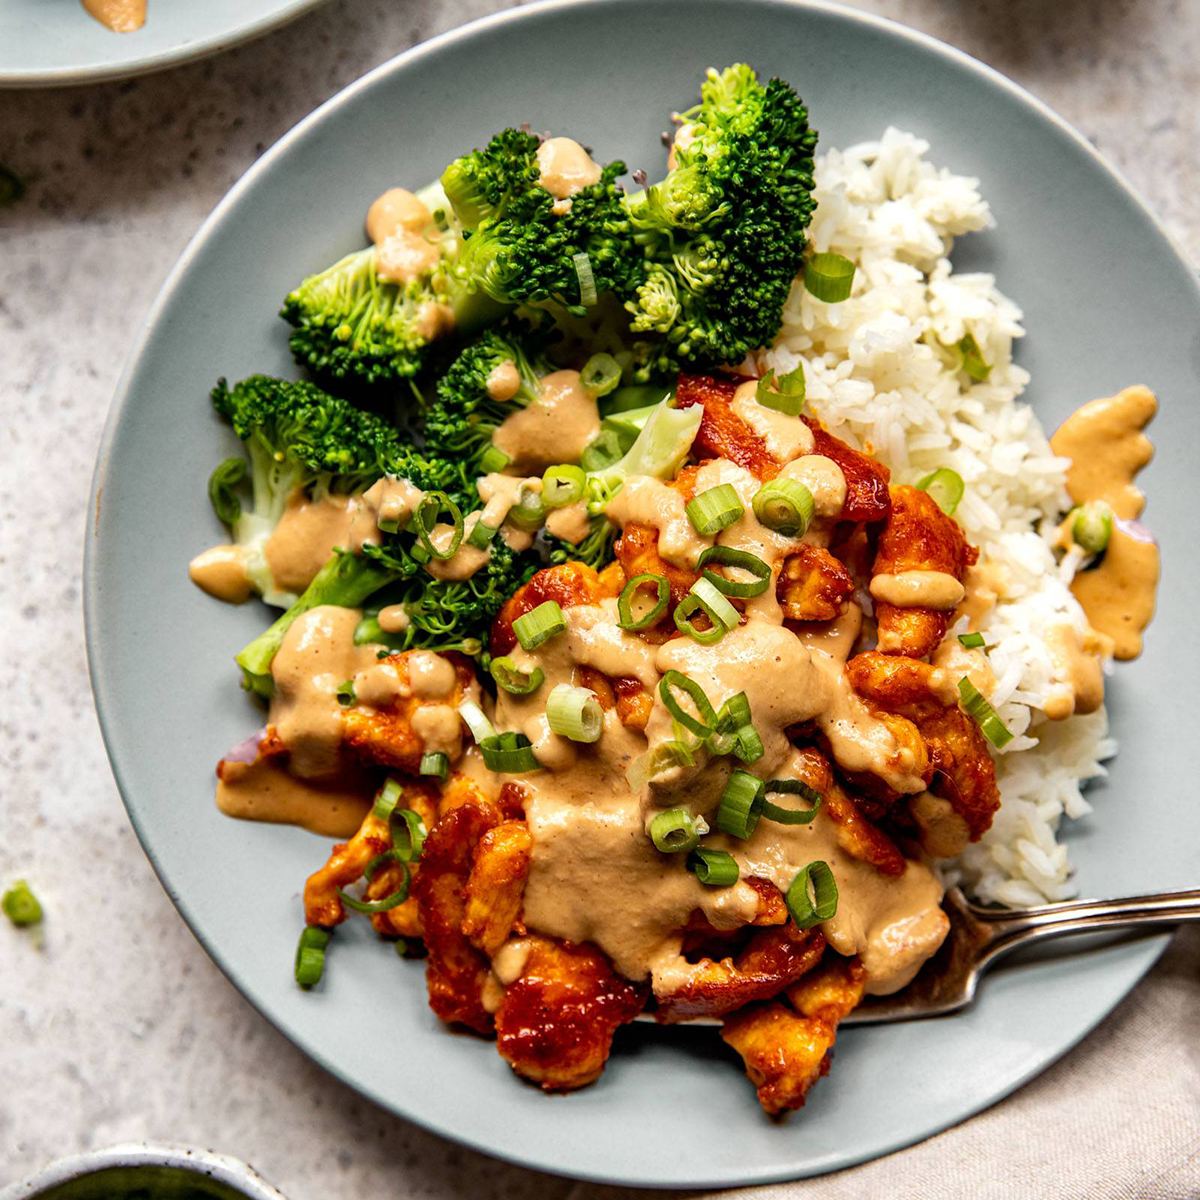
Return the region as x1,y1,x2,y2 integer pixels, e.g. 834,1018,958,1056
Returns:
0,0,332,88
83,0,1194,1185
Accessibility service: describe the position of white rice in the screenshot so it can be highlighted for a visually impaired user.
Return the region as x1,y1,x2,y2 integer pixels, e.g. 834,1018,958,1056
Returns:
761,127,1115,905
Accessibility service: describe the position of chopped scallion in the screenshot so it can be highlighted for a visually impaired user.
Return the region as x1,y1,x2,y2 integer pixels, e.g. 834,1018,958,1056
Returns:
411,491,464,561
617,573,669,630
546,684,604,743
685,484,744,535
958,677,1014,748
760,779,823,825
580,352,622,397
371,777,404,822
625,738,695,791
573,252,597,306
513,600,567,651
580,428,625,472
659,670,717,738
958,332,992,382
338,861,410,914
457,699,497,744
334,679,357,707
697,545,771,598
207,457,246,527
687,847,740,887
673,592,730,645
649,808,700,854
915,468,965,516
294,925,329,988
489,656,545,696
752,478,814,537
479,445,511,474
508,484,546,532
542,464,587,509
786,861,838,927
957,631,987,651
804,252,856,303
466,519,499,550
1070,500,1114,555
419,752,449,782
480,730,540,772
755,365,805,416
688,577,739,631
2,880,42,927
390,808,427,862
717,770,764,839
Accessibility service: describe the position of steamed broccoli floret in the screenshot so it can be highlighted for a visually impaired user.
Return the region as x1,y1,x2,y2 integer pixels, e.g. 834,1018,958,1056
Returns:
622,63,819,380
210,374,432,606
280,183,504,389
547,515,618,573
423,319,557,480
442,130,643,314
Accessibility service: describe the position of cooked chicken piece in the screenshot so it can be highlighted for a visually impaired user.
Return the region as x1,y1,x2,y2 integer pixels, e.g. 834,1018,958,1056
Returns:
675,371,892,522
846,651,1000,841
791,748,906,876
303,778,439,933
341,650,476,773
722,955,866,1116
871,485,978,659
462,820,532,956
490,561,621,655
494,935,648,1090
578,665,654,730
614,520,700,614
655,924,826,1024
680,875,790,960
413,796,502,1034
778,544,855,621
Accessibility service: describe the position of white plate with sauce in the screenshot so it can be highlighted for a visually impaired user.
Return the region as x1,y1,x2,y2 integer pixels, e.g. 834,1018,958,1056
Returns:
0,0,331,88
85,0,1200,1187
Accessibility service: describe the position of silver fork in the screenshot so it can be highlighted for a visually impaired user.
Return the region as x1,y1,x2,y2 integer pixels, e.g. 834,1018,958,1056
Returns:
842,885,1200,1025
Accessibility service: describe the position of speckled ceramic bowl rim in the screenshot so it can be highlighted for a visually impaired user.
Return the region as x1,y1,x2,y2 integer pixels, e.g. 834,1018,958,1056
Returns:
83,0,1199,1187
0,1145,288,1200
0,0,331,89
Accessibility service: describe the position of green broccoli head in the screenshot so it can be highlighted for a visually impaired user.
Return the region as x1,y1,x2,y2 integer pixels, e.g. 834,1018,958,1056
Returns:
422,318,556,480
442,130,643,315
546,515,618,574
622,64,818,380
209,374,450,607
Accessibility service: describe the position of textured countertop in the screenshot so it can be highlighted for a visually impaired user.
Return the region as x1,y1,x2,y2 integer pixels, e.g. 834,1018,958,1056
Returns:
2,1,1198,1196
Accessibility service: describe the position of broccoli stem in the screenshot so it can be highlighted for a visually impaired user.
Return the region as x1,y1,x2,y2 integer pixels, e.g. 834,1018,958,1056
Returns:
235,551,398,696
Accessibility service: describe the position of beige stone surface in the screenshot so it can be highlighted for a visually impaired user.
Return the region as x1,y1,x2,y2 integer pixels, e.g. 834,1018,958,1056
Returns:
1,1,1196,1196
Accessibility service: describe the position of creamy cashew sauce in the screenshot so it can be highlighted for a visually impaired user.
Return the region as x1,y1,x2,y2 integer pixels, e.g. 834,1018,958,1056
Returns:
82,0,145,32
366,186,442,286
1050,386,1160,660
536,138,603,199
731,380,816,462
189,545,253,604
491,370,601,471
870,570,965,611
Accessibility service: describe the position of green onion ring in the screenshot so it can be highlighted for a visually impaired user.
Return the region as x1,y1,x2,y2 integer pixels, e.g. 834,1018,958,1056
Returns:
412,491,464,561
580,352,622,397
697,545,771,598
457,699,496,744
688,577,739,630
752,478,814,537
659,670,717,738
338,861,411,914
649,808,700,854
466,518,500,550
804,252,856,303
915,468,965,516
513,599,567,651
489,655,545,695
685,484,744,536
786,861,839,928
618,573,669,630
480,730,540,772
958,677,1014,748
957,631,986,651
1070,500,1114,555
207,457,246,527
542,464,587,509
755,365,806,416
508,484,547,532
673,593,729,645
294,925,329,988
546,683,604,743
419,752,449,781
479,445,511,474
390,808,427,862
957,332,992,382
760,779,823,825
371,777,404,823
717,770,765,839
687,847,740,887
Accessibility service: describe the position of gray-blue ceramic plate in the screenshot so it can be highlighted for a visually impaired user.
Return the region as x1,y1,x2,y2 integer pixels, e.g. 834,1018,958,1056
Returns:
0,0,329,88
85,0,1200,1187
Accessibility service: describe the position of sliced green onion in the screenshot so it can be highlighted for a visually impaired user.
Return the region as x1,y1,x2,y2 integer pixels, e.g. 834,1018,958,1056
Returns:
480,445,511,474
573,252,597,306
419,752,449,781
760,779,823,825
916,468,965,516
409,541,432,565
804,252,856,303
371,777,404,822
466,519,499,550
542,464,586,508
2,880,42,927
752,478,814,537
659,670,717,738
786,861,839,928
294,926,329,988
958,677,1014,748
1070,500,1114,555
687,848,740,887
697,545,771,598
685,483,744,535
580,428,625,472
334,679,357,707
513,600,567,651
546,684,604,743
958,332,992,382
617,573,669,630
580,352,622,397
689,577,739,630
649,808,700,854
490,656,545,696
733,725,765,764
338,862,410,914
626,738,695,791
412,491,464,561
394,938,409,956
480,731,540,772
713,692,764,764
457,699,496,744
207,457,246,527
957,631,986,650
508,484,546,532
717,770,764,839
390,808,427,862
674,591,730,645
755,365,806,416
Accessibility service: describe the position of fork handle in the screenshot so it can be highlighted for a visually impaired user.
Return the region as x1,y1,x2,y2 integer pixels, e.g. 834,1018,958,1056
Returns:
975,888,1200,969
